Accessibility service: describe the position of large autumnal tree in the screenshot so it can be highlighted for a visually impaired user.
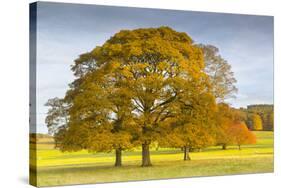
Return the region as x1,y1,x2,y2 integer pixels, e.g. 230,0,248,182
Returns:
104,27,214,166
45,26,217,167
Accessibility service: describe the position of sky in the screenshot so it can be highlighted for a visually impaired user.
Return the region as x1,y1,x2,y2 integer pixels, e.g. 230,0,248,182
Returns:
33,2,274,133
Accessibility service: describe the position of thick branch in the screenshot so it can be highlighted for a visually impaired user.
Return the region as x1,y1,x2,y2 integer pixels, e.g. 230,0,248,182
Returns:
150,93,177,112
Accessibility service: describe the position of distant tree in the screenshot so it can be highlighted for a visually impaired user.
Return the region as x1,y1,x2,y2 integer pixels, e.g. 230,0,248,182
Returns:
198,44,237,102
262,111,274,131
247,104,273,113
268,112,274,131
246,104,273,131
229,122,256,150
252,114,263,131
45,97,69,146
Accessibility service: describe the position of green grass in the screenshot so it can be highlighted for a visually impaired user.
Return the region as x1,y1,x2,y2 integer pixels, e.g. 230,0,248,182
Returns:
31,131,274,187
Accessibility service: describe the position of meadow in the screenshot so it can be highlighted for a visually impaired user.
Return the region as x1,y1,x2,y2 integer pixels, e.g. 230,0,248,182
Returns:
31,131,273,187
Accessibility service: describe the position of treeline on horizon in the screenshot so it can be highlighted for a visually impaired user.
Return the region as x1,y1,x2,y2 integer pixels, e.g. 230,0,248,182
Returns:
38,27,274,167
239,104,274,131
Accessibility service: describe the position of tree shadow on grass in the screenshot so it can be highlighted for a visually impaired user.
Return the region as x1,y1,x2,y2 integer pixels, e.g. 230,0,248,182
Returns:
38,163,142,175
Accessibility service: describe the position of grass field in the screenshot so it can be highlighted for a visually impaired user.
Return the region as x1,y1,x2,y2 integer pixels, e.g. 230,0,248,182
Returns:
31,131,274,187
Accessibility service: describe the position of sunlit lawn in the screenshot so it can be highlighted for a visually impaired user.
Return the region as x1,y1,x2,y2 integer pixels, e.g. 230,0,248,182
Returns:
31,131,273,187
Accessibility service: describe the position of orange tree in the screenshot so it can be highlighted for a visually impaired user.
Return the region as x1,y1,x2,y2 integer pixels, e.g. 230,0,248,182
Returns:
228,122,256,150
214,103,248,150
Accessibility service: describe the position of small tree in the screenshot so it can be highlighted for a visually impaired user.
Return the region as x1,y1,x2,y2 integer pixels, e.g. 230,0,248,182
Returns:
215,119,233,150
252,114,263,131
214,103,237,150
229,122,256,150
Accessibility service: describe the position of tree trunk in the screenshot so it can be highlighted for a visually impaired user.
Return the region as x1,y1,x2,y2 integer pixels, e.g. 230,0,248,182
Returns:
238,145,241,150
115,148,122,167
222,144,227,150
141,143,152,167
155,145,159,151
183,146,191,161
